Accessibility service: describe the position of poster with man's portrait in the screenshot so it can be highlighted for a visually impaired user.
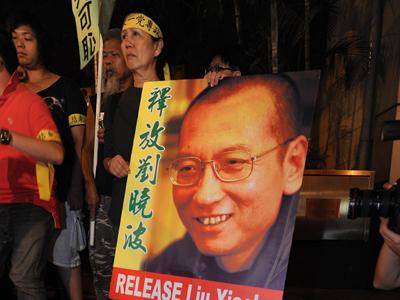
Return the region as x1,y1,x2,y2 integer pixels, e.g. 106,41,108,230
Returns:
110,71,319,300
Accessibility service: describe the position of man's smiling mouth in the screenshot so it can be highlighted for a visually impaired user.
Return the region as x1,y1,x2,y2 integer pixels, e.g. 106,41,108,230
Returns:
196,214,232,225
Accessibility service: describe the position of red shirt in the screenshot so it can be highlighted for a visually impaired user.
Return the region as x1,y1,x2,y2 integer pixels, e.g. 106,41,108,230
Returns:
0,74,61,228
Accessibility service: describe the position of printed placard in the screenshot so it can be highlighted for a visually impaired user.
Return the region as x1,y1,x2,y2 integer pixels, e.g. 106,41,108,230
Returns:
71,0,100,69
111,72,320,299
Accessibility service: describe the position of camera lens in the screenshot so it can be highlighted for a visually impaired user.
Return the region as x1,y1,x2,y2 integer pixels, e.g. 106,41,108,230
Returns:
348,188,371,219
348,187,400,233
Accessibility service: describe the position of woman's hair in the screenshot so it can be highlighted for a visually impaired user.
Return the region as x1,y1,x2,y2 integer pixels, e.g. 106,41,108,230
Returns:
153,35,167,80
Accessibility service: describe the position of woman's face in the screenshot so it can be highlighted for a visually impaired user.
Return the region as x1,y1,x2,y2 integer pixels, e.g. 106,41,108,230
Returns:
121,27,162,73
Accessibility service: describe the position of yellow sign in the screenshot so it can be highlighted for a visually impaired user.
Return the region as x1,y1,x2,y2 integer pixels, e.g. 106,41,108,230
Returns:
71,0,100,69
110,74,319,300
113,79,207,270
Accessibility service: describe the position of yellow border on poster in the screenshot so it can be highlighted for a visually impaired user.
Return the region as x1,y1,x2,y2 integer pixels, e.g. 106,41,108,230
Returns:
113,79,207,270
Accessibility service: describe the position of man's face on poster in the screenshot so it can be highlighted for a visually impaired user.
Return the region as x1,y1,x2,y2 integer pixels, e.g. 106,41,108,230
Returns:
172,85,294,270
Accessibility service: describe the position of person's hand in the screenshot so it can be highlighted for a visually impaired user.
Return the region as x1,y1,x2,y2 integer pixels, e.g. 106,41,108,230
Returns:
107,155,130,178
383,182,396,190
85,182,99,209
204,71,227,87
97,128,105,144
380,218,400,257
379,182,400,255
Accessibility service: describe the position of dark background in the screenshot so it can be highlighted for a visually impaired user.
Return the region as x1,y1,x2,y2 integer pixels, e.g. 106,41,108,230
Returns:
1,1,400,299
0,0,329,85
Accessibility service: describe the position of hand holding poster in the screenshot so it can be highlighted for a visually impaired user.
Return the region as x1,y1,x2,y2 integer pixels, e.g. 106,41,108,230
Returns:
110,73,319,299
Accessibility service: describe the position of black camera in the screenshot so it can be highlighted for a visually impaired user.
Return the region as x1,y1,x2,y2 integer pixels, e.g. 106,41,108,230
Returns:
348,185,400,234
347,120,400,234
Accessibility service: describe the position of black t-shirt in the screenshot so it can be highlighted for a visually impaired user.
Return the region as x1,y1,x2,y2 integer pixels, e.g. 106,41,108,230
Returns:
89,92,123,196
38,76,87,202
104,86,142,226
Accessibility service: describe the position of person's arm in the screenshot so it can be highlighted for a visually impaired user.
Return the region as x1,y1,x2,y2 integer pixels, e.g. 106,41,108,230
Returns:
374,218,400,290
65,79,88,210
10,90,64,165
71,125,85,165
102,94,130,178
67,124,85,210
8,130,64,165
81,102,99,208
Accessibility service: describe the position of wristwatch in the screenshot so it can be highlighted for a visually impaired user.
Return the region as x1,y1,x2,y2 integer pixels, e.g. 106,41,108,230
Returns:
0,128,12,145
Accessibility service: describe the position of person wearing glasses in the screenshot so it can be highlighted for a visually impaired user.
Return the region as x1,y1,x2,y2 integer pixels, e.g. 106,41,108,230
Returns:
143,75,308,290
204,45,245,87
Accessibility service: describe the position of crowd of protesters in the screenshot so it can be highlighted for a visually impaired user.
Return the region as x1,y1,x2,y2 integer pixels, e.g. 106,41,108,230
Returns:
0,8,181,300
1,6,399,300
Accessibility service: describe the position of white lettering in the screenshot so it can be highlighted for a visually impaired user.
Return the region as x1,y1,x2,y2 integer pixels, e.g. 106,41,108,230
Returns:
117,275,192,299
217,288,228,300
125,275,135,295
143,277,153,298
162,281,172,300
151,279,162,300
186,284,192,300
216,289,241,300
115,274,126,294
171,281,182,299
134,276,142,297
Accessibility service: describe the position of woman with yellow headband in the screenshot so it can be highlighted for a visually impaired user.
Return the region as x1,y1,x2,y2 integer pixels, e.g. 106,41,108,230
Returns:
104,12,164,227
99,12,165,297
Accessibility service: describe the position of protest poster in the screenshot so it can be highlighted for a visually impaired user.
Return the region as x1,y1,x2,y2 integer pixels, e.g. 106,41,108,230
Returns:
110,72,319,300
71,0,100,69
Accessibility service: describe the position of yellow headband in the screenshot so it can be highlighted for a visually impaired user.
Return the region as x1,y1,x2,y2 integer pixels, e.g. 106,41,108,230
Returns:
122,13,163,39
